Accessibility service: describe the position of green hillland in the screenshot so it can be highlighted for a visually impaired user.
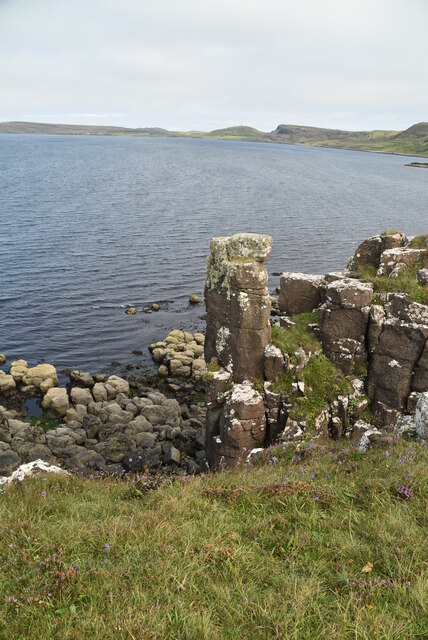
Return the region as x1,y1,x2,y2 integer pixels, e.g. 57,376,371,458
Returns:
1,121,428,157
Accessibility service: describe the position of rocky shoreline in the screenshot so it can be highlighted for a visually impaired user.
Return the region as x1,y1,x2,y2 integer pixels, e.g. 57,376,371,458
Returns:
1,230,427,479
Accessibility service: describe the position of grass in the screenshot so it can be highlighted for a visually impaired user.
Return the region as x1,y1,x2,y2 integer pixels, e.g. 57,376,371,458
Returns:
0,439,427,639
352,260,428,305
270,314,354,430
289,354,353,430
408,234,428,249
271,312,321,364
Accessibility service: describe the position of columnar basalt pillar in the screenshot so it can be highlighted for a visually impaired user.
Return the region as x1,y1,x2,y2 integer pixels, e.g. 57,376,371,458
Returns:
204,233,272,382
204,233,273,467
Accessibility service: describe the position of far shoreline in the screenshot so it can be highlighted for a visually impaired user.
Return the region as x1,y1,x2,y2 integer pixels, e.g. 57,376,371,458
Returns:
1,129,427,161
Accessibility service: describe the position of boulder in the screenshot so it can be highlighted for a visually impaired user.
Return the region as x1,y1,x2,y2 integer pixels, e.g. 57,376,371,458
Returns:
92,382,108,402
69,370,95,388
9,359,28,382
23,364,58,391
417,268,428,284
0,371,16,393
70,387,93,407
104,375,130,400
42,387,70,417
264,344,285,381
377,247,426,278
279,273,324,315
0,450,21,476
353,235,383,269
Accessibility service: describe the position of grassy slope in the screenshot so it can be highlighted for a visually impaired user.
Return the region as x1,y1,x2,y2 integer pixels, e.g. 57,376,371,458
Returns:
1,439,427,639
2,121,428,156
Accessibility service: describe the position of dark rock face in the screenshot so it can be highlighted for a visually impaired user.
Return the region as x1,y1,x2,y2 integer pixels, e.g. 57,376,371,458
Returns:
319,279,373,375
367,296,428,422
206,381,266,468
204,233,275,467
353,233,406,270
204,233,272,383
279,273,324,315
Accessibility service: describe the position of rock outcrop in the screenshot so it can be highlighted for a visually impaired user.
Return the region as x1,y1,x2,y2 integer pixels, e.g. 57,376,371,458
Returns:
319,278,373,375
204,233,276,467
279,273,325,315
204,233,272,382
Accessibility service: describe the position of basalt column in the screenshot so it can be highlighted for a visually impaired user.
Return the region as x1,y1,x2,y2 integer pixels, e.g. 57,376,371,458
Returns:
204,233,272,382
204,233,272,468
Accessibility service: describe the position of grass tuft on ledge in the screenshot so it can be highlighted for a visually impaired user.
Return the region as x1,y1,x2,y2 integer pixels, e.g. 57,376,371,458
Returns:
1,439,427,639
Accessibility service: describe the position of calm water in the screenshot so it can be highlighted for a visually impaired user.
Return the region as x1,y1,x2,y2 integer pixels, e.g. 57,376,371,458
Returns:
1,134,427,375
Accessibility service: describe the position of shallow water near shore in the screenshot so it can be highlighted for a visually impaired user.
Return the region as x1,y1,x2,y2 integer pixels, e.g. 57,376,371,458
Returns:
1,134,427,377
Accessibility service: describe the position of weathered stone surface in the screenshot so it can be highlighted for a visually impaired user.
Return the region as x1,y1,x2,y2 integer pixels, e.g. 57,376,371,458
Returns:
415,392,428,439
319,279,372,375
0,371,16,393
42,387,70,416
62,445,106,471
94,434,135,463
279,272,324,315
325,279,373,309
70,370,95,388
23,364,58,391
207,382,266,467
417,268,428,284
353,235,383,269
0,449,21,476
377,247,426,278
413,340,428,392
367,295,428,420
92,382,108,402
70,387,93,407
264,344,285,381
104,375,130,400
367,305,385,352
204,233,272,382
394,415,417,440
9,359,28,382
320,307,369,374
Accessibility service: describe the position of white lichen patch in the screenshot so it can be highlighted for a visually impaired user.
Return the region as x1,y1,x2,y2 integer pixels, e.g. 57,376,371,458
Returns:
238,291,250,310
216,326,230,354
264,343,282,358
230,381,262,405
389,359,401,368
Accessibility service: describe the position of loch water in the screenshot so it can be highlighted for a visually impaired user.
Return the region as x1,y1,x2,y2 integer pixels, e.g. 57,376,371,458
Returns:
1,134,427,375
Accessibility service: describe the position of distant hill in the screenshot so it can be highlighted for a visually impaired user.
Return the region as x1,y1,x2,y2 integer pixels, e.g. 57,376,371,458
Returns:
1,120,427,157
0,121,171,136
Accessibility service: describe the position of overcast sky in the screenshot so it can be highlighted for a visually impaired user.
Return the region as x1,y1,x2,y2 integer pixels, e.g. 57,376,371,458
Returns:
0,0,427,131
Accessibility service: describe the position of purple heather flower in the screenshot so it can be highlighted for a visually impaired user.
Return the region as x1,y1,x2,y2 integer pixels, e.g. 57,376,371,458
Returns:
41,491,46,497
104,543,110,550
129,458,133,463
385,451,389,456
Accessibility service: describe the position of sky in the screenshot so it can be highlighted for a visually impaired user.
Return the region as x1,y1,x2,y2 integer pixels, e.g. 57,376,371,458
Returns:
0,0,427,132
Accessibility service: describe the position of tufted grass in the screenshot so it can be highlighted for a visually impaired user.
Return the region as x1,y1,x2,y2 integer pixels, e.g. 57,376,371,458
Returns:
271,312,321,364
0,439,427,639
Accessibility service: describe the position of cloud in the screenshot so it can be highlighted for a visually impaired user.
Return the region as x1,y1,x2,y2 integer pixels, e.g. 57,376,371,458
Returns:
0,0,427,130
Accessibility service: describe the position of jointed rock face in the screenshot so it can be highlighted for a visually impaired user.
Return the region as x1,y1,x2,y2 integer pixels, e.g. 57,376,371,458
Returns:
1,230,426,477
204,233,272,382
204,233,278,466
